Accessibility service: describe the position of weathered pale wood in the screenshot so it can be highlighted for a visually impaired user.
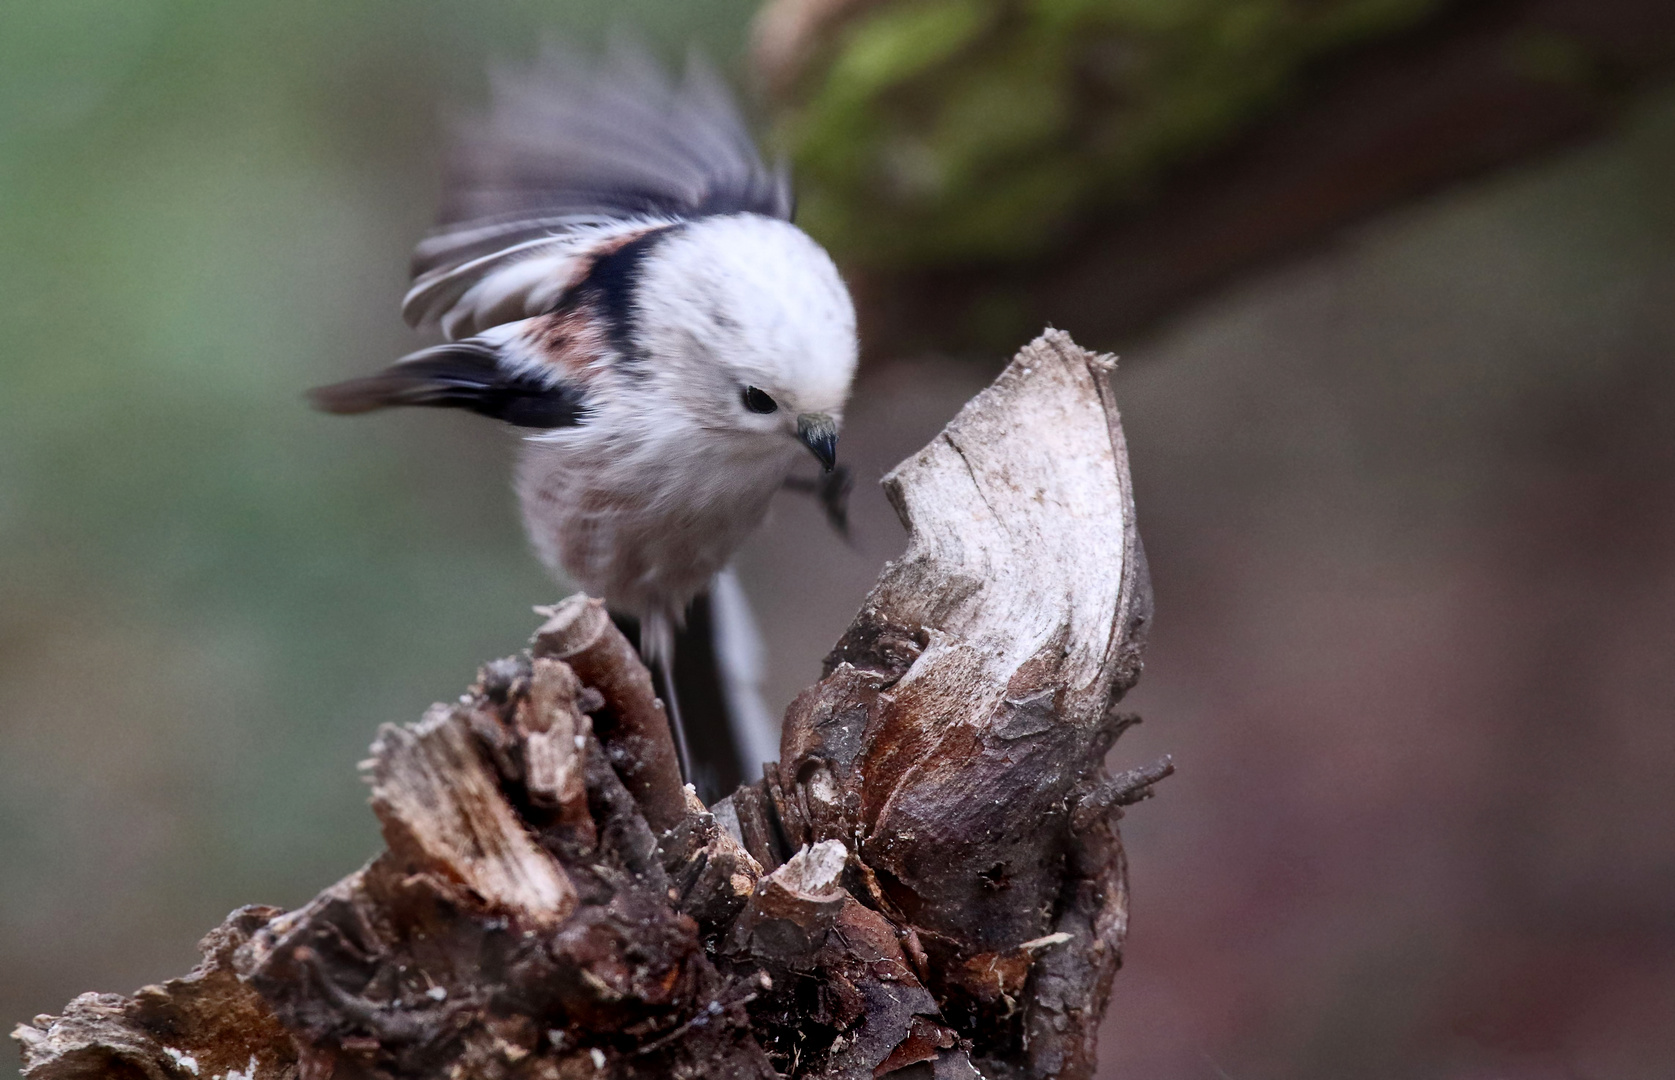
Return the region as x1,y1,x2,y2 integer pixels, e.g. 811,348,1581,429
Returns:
13,330,1161,1080
777,329,1153,1080
370,703,579,926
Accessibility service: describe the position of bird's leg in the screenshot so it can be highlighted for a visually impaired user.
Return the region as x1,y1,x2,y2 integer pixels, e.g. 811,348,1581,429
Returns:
654,647,695,786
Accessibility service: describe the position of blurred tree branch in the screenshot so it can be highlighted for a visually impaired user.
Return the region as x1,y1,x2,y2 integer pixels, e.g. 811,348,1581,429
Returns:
13,331,1162,1080
756,0,1675,354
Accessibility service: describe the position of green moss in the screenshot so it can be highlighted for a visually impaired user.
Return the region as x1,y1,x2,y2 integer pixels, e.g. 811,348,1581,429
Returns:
777,0,1453,266
826,0,998,96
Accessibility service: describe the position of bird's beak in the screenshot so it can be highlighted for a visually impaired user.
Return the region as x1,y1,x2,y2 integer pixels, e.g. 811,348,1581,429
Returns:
797,412,839,473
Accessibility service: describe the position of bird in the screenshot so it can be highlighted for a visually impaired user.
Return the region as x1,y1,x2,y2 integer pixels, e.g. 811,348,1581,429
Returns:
308,43,859,794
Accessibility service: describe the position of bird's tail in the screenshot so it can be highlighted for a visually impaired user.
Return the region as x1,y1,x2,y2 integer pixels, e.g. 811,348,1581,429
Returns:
706,569,780,776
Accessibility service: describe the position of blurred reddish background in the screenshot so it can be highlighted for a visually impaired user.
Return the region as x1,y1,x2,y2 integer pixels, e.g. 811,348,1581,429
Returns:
741,99,1675,1074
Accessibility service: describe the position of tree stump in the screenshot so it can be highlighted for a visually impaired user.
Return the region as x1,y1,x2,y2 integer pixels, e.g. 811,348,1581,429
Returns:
13,330,1165,1080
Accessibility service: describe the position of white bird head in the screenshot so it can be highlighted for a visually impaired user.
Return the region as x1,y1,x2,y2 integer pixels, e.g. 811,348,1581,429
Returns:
630,214,857,470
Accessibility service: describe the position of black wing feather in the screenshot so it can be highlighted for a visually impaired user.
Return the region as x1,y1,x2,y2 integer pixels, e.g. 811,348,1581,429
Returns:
308,343,584,429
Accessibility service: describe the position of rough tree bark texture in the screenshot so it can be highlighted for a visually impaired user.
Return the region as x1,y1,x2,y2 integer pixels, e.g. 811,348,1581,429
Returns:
13,330,1164,1080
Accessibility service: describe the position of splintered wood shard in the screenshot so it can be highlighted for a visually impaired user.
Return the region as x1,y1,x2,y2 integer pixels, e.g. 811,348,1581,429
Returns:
14,330,1157,1080
370,705,579,925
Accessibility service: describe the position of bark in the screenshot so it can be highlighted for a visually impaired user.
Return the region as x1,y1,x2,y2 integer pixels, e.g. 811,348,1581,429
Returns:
13,330,1163,1080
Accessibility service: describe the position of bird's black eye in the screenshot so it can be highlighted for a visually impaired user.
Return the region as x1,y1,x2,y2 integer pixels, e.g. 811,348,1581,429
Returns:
742,386,778,414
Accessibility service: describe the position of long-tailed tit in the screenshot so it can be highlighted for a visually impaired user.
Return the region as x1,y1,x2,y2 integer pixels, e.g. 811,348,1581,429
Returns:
310,46,858,777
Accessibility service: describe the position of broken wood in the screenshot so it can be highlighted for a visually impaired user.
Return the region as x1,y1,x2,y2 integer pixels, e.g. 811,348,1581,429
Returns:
13,330,1164,1080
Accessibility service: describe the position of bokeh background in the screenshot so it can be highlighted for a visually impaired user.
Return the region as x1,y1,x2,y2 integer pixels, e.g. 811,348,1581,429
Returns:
4,1,1673,1078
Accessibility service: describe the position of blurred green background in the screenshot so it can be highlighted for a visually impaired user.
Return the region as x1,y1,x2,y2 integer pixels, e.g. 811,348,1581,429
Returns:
0,0,762,1029
5,2,1675,1079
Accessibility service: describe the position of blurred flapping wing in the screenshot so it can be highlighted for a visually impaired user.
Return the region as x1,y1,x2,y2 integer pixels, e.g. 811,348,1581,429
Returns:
405,44,792,340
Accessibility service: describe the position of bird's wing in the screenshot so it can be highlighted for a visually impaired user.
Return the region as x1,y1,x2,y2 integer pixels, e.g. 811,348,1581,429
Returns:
308,332,587,429
404,219,666,341
405,43,791,339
